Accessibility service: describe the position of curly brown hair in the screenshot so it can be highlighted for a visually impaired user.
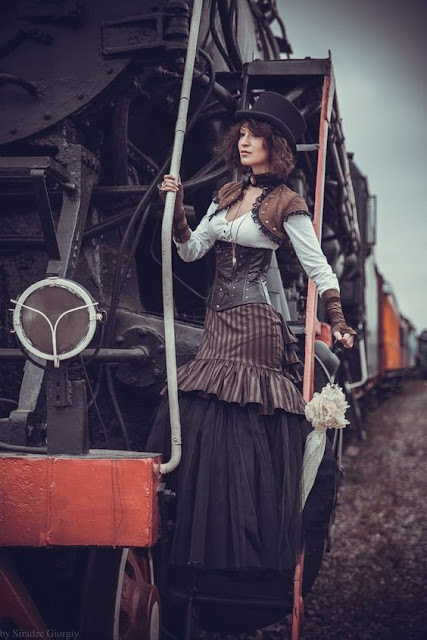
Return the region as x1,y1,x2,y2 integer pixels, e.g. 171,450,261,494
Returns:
221,119,296,178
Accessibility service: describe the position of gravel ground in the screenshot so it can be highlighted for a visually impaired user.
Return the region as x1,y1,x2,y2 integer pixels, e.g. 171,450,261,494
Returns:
215,379,426,640
299,379,426,640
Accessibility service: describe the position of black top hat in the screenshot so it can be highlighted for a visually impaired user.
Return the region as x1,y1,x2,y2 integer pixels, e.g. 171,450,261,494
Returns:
235,91,306,154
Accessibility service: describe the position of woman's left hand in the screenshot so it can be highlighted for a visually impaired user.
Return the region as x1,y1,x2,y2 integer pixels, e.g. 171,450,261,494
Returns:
333,330,356,349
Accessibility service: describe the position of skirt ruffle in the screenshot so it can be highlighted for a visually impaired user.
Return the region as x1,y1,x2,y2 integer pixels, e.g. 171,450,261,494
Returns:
175,357,306,416
162,303,306,415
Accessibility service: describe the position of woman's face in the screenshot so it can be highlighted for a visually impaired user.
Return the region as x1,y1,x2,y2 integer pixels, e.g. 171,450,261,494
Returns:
238,125,270,174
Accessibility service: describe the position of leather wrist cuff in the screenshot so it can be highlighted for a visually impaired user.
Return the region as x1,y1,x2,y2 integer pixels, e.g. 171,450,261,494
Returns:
322,288,340,302
172,217,191,243
173,227,191,243
322,289,357,339
158,194,189,242
174,208,187,225
157,184,184,216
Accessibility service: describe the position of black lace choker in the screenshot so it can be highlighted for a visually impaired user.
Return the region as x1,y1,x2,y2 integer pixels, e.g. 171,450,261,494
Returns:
249,172,284,189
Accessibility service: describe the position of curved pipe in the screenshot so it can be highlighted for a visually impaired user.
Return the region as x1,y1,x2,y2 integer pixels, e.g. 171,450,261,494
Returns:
195,73,237,112
185,164,228,190
117,51,217,293
160,0,204,475
102,49,216,343
217,0,243,70
87,164,226,203
348,337,369,389
210,0,234,70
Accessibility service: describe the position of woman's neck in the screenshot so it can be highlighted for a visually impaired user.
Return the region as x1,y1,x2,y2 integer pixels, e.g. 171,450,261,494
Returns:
248,171,284,188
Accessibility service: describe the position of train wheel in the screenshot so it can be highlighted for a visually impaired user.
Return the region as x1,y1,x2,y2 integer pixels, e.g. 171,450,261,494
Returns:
80,548,161,640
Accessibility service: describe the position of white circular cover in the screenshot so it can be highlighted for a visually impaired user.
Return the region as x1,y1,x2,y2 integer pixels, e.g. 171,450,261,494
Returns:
12,277,99,366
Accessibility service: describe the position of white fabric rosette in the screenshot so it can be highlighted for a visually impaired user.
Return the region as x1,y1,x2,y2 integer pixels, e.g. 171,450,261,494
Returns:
301,383,349,507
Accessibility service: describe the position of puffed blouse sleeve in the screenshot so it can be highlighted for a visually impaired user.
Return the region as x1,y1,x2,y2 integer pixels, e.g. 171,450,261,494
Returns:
174,201,217,262
283,211,340,296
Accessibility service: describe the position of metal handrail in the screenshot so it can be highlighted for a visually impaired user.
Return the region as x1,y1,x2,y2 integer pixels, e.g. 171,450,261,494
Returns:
160,0,204,475
348,337,369,389
295,59,336,640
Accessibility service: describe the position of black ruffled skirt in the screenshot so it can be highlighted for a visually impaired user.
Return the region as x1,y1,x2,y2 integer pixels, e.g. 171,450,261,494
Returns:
147,303,337,572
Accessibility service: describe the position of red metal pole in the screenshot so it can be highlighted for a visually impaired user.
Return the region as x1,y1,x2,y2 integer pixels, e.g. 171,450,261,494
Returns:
303,63,335,402
292,60,336,640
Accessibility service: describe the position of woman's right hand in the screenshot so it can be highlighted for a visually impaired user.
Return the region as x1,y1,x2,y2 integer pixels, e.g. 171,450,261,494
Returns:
158,174,184,214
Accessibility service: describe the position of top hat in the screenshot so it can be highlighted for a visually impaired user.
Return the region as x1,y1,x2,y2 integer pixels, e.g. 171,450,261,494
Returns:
235,91,306,154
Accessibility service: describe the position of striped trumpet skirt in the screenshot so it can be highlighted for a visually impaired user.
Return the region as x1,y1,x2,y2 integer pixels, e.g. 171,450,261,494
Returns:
147,303,336,572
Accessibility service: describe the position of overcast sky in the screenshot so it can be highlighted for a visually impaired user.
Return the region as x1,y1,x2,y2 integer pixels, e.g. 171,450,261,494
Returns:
277,0,427,332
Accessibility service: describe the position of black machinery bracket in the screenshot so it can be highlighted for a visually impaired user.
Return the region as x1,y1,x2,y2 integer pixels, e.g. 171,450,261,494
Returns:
100,0,190,57
7,145,100,442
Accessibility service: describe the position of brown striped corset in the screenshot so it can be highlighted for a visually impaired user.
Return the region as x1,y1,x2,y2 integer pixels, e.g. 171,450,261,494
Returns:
206,241,273,312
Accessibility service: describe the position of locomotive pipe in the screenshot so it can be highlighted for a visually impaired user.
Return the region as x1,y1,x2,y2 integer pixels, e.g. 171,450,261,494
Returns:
348,337,369,389
195,73,237,111
0,347,150,363
0,236,45,248
209,0,235,70
217,0,243,70
93,49,216,327
117,49,216,295
100,50,216,382
246,0,273,59
188,154,225,180
160,0,204,475
83,166,227,240
253,0,281,59
90,159,226,198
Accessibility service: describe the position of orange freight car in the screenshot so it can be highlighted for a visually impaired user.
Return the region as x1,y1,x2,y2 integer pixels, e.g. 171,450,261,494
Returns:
381,284,401,372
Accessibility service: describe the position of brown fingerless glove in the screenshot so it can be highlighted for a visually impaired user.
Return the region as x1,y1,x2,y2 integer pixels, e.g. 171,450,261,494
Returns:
322,289,357,341
173,208,191,243
158,182,191,243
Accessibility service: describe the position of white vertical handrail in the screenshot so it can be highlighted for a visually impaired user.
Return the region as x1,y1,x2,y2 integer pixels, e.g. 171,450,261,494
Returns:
160,1,204,475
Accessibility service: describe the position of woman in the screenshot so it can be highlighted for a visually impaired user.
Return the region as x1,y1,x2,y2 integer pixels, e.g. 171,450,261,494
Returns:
150,92,356,573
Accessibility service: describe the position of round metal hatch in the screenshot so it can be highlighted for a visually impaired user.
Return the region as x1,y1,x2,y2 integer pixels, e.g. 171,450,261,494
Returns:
12,277,99,366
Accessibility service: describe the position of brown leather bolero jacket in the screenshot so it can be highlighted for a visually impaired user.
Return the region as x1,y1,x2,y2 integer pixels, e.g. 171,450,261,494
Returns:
213,180,310,246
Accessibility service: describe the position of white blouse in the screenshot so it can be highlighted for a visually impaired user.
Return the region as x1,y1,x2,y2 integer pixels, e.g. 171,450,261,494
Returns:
175,201,339,296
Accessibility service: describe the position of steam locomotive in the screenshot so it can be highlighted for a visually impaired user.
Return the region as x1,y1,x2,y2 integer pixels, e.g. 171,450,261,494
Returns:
0,1,418,638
